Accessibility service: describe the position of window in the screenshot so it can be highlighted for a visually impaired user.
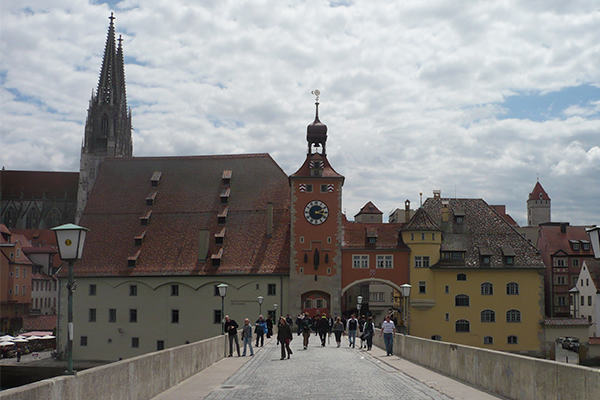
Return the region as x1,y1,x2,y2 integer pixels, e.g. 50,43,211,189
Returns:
15,268,19,278
481,282,493,295
89,284,97,296
130,309,137,323
353,255,369,268
321,184,328,193
572,243,580,251
506,282,519,295
505,256,514,265
556,259,565,267
419,281,426,294
80,336,88,346
431,335,442,341
455,216,464,224
268,284,276,296
445,313,450,321
581,296,585,306
455,294,469,307
305,184,313,193
557,296,567,306
481,309,496,322
452,252,464,260
556,276,566,285
132,337,139,348
22,285,26,295
171,309,179,323
432,233,436,241
370,292,384,302
171,285,179,296
376,255,393,269
414,256,430,268
421,233,425,241
455,319,470,332
572,259,579,267
316,299,324,308
507,335,518,344
130,285,137,296
89,309,96,322
15,285,18,295
214,310,222,324
23,267,26,278
304,299,313,309
410,233,414,241
157,340,165,351
109,309,116,322
481,256,490,266
445,285,449,294
484,336,493,345
506,310,521,322
589,296,593,306
457,273,467,281
583,243,590,251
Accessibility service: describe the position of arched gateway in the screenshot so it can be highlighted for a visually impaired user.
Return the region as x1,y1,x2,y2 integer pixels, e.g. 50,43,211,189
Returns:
289,92,410,319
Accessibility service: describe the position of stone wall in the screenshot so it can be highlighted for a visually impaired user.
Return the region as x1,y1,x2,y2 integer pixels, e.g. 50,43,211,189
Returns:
373,330,600,400
0,335,226,400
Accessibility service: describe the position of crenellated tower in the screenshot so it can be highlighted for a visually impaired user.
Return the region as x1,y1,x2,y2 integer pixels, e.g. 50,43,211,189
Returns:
76,13,132,222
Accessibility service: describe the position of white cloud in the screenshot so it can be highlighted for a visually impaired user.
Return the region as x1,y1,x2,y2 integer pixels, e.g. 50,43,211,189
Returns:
1,0,600,225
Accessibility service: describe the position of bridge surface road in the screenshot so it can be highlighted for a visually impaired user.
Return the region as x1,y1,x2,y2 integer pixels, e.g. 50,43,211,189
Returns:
152,335,504,400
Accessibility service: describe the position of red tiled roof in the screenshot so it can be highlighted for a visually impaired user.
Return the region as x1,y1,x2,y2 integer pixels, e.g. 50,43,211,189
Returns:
0,170,78,200
529,181,550,201
538,224,595,257
290,153,344,180
354,201,383,217
343,221,409,250
403,207,441,232
70,154,290,277
22,315,57,331
10,229,59,248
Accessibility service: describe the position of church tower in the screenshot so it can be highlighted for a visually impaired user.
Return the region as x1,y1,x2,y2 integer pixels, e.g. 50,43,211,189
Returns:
527,179,551,226
289,91,344,317
76,13,132,222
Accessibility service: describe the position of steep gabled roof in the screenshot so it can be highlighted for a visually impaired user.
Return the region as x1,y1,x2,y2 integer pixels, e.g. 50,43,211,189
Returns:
538,224,595,257
0,170,79,200
354,201,383,218
342,221,409,251
529,181,550,201
402,207,441,232
73,154,290,277
584,260,600,291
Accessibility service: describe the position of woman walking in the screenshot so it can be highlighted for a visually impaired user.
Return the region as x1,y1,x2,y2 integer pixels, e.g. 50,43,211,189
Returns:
332,316,345,347
277,316,293,360
363,316,374,351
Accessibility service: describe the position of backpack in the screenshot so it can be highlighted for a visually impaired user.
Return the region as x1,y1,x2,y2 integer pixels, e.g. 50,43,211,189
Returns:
349,319,357,330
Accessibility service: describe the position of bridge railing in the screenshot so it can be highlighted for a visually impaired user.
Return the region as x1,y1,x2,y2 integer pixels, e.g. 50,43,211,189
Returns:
373,329,599,400
0,335,227,400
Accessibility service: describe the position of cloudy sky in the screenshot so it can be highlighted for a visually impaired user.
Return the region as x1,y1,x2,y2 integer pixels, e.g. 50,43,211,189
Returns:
2,0,599,225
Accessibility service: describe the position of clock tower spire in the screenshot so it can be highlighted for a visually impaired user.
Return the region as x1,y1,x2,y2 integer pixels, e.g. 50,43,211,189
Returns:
289,91,344,318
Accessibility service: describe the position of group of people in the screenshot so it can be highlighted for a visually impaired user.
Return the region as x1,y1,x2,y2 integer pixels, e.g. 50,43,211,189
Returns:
222,312,397,360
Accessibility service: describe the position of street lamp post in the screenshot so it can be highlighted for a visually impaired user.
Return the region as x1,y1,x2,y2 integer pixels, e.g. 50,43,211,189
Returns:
217,284,228,335
400,284,412,335
357,295,363,317
273,303,278,320
258,296,264,316
52,223,89,375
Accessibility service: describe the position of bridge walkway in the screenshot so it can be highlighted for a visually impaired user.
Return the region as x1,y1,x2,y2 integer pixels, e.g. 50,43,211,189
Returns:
152,335,503,400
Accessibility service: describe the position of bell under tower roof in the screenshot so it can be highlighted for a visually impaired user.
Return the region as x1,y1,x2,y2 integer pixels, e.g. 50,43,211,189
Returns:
306,89,328,155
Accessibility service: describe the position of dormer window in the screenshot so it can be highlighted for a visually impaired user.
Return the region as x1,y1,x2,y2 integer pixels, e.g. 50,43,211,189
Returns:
222,170,232,185
455,216,464,224
128,249,141,267
140,210,152,226
215,227,226,245
581,241,590,251
220,188,230,205
211,248,223,267
150,171,162,187
146,191,157,206
481,256,491,266
368,237,376,244
218,207,228,225
134,231,146,246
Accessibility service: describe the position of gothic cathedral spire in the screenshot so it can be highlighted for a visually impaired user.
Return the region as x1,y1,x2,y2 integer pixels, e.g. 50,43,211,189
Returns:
77,13,132,222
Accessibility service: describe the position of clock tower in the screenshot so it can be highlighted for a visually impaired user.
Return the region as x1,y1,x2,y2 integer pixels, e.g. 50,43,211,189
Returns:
289,91,344,317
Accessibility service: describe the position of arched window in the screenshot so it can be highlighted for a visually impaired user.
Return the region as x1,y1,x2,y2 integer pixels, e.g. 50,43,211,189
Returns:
3,207,16,228
101,114,109,137
455,294,469,307
481,282,493,295
431,335,442,341
506,282,519,295
484,336,494,345
46,209,61,229
455,319,470,332
481,309,495,322
457,273,467,281
506,309,521,322
26,208,40,229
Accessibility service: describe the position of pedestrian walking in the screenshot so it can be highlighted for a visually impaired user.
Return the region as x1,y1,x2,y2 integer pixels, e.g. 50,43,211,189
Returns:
301,313,312,349
266,315,274,338
380,315,396,356
332,316,345,347
241,318,254,356
346,314,358,348
358,315,366,348
255,315,266,347
363,316,374,351
277,316,293,360
224,315,241,357
317,314,329,346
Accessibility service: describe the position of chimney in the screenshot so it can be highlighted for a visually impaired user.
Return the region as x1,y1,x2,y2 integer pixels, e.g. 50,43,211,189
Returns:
442,200,449,222
560,222,568,234
433,190,441,199
266,202,273,237
404,200,410,223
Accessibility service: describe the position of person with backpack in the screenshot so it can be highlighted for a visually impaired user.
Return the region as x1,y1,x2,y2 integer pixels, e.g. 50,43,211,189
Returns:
301,313,312,349
358,315,366,348
346,314,359,348
363,316,374,351
255,315,266,347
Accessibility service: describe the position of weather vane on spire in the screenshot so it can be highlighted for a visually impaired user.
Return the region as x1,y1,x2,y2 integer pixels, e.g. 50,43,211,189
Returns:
311,89,320,103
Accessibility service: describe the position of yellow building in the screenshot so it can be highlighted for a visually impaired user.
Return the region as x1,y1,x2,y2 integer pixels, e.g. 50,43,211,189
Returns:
402,196,545,356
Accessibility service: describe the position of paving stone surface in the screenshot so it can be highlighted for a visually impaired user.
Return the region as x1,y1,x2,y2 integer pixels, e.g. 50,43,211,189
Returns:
205,336,452,400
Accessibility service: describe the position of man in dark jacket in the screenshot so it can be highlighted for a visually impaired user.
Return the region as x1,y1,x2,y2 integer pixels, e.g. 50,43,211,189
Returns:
317,315,329,346
224,315,240,357
277,317,293,360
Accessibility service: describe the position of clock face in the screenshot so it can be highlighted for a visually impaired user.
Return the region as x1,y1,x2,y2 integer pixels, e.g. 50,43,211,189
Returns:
304,200,329,225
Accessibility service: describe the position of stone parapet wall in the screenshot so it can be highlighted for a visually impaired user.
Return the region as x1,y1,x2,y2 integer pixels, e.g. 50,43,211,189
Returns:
373,330,600,400
0,335,226,400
